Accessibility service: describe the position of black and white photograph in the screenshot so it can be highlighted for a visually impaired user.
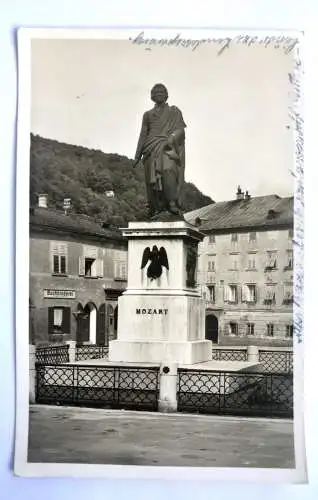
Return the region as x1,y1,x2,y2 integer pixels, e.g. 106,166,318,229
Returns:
14,28,305,482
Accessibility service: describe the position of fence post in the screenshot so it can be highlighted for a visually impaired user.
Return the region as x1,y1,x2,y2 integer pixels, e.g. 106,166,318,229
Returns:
66,340,76,363
158,363,178,413
29,345,36,403
247,345,259,363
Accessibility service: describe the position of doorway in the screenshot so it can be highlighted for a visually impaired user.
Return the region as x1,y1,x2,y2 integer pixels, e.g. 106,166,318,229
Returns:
77,302,97,344
205,314,219,343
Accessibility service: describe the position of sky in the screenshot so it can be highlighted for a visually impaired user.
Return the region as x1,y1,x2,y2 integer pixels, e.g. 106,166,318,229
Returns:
31,38,294,202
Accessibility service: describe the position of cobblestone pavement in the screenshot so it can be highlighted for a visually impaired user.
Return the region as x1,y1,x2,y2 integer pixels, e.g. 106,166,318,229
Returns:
28,405,295,468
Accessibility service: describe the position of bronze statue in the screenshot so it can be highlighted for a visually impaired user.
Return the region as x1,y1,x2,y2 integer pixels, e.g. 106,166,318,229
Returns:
133,84,186,219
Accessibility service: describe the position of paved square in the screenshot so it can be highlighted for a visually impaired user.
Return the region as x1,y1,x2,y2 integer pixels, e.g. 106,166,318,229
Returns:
28,405,294,468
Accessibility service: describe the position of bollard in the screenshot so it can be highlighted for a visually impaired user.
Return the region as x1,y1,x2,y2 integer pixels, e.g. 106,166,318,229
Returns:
247,345,259,363
66,340,76,363
29,345,36,403
158,363,178,413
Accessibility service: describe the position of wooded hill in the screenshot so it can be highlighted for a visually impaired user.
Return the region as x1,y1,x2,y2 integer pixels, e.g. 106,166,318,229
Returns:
30,134,214,227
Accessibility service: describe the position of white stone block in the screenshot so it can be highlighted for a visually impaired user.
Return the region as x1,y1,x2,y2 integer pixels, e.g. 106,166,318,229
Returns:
116,294,205,342
109,338,212,365
109,220,213,366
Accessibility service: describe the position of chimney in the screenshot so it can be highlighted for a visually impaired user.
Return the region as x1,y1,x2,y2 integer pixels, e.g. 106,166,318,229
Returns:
245,190,251,200
267,209,278,219
236,186,244,200
38,194,48,208
63,198,71,215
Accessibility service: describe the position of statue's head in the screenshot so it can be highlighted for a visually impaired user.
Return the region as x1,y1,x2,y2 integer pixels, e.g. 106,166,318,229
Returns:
151,83,168,104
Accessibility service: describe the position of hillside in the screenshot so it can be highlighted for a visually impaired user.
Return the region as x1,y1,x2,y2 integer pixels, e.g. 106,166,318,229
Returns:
30,134,214,226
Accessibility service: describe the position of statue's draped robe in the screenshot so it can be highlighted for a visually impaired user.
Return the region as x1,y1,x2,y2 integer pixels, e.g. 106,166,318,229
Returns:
135,104,186,214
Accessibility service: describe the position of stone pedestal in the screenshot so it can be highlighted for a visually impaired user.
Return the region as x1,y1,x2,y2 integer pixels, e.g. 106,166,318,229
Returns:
109,221,212,364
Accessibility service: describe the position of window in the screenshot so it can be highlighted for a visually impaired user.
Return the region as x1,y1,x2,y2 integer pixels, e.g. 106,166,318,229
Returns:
283,283,293,305
229,254,239,270
53,308,63,330
247,322,255,335
266,323,275,337
79,245,103,278
85,257,96,277
249,232,257,243
229,322,238,335
225,284,238,303
264,286,276,305
48,307,71,335
231,233,238,243
284,250,293,270
51,242,68,275
265,251,277,270
286,324,293,338
247,254,257,270
114,260,127,280
107,304,114,330
207,260,216,272
243,284,257,303
208,234,215,244
207,285,215,303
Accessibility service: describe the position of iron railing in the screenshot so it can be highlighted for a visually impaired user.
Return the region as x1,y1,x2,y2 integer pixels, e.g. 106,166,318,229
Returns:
35,344,69,364
258,350,293,373
212,349,247,362
211,348,293,373
35,364,160,411
75,345,109,361
177,369,293,418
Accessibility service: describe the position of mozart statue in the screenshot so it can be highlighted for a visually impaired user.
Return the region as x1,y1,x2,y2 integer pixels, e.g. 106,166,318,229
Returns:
133,84,186,219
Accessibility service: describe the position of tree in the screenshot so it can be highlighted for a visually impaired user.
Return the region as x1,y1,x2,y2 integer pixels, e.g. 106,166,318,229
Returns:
30,134,214,225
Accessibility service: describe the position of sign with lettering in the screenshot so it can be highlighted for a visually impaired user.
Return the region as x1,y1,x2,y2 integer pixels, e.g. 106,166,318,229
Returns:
44,289,76,299
136,308,168,315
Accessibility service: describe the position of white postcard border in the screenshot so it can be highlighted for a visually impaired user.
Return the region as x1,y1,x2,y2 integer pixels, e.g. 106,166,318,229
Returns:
14,27,306,483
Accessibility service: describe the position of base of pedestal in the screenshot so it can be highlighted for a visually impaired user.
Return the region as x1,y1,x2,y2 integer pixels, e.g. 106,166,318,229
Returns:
109,339,212,365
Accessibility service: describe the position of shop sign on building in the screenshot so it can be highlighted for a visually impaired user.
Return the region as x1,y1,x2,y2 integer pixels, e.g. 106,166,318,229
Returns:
44,289,76,299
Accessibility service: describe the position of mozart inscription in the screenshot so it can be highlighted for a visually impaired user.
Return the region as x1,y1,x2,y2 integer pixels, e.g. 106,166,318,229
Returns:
136,308,168,315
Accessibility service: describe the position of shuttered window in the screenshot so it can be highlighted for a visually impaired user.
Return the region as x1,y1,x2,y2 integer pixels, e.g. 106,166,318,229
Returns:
264,287,276,304
224,285,238,303
48,307,71,335
283,283,293,304
50,242,68,275
265,251,277,270
114,260,127,280
242,284,257,303
79,245,104,277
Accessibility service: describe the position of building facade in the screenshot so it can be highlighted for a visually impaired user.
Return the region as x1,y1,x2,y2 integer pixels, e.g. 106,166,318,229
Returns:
186,192,293,346
29,197,128,345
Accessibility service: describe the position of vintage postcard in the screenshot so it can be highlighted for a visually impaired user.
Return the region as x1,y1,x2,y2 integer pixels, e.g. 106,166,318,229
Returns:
14,28,306,482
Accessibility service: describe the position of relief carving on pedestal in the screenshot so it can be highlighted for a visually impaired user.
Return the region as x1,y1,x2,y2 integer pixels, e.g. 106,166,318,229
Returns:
140,245,169,281
186,244,198,288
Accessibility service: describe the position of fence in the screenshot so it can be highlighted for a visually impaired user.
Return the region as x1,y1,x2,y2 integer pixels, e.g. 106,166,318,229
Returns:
75,345,109,361
212,347,293,373
177,369,293,418
35,344,293,373
35,344,109,364
212,349,247,362
35,344,69,365
259,350,293,373
35,363,160,412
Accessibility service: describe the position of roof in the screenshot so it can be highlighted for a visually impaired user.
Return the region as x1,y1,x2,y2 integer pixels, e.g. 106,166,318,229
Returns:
30,207,125,243
185,195,293,232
